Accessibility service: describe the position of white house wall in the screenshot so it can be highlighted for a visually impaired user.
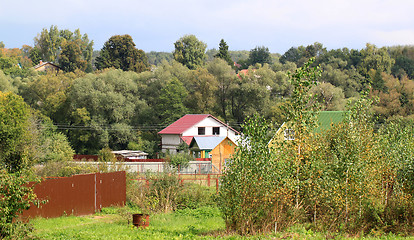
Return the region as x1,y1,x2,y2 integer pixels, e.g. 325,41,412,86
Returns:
182,117,239,144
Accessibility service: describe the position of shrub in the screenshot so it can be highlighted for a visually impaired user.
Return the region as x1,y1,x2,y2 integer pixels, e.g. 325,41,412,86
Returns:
175,183,216,210
127,173,217,214
35,161,97,177
0,169,37,239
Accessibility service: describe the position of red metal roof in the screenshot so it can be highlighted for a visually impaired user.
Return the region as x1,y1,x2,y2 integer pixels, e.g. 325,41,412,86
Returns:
158,114,210,134
158,114,239,135
180,136,194,145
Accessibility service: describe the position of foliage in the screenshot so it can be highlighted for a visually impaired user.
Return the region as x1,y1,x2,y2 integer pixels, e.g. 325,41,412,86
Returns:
146,51,173,66
0,169,37,239
58,39,87,72
219,59,321,235
155,77,188,125
34,25,93,70
35,161,97,177
175,184,217,210
229,67,272,122
0,70,17,93
34,116,75,164
247,46,272,66
206,58,236,122
219,114,280,235
66,69,148,153
128,173,182,213
95,34,149,73
215,39,233,66
167,152,193,169
20,71,78,123
0,92,33,172
309,82,346,110
173,35,207,70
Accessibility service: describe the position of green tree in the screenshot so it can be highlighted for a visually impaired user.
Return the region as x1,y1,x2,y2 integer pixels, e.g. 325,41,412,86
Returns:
95,34,149,73
173,35,207,70
156,77,188,125
58,39,87,72
280,58,321,209
21,71,78,122
66,69,148,153
214,39,233,66
247,46,272,66
309,82,345,111
279,46,303,64
33,25,94,70
184,68,218,114
29,47,42,65
358,43,395,77
0,169,37,239
0,70,16,93
206,58,236,121
34,25,61,62
0,92,34,173
219,115,278,234
229,65,273,123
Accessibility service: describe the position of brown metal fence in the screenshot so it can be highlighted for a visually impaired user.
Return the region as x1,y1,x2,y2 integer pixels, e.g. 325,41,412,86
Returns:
21,171,126,219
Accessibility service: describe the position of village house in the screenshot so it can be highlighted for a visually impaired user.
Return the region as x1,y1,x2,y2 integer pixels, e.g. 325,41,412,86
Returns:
268,111,345,147
158,114,240,154
33,60,60,72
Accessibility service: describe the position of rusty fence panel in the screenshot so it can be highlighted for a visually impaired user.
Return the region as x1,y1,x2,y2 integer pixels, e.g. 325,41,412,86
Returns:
21,171,126,219
96,171,126,210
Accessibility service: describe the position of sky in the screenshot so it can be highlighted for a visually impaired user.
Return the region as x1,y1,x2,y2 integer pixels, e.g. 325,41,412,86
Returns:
1,0,414,54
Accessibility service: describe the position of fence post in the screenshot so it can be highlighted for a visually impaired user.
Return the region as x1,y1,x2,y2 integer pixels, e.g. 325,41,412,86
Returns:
216,178,219,193
207,174,211,187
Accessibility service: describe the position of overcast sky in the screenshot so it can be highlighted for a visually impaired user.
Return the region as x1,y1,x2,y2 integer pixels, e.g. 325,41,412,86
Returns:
1,0,414,54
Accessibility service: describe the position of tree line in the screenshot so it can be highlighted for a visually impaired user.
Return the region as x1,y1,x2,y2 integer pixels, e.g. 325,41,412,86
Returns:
1,25,414,157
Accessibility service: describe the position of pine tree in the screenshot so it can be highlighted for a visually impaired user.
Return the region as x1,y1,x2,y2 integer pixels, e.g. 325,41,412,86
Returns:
215,39,233,66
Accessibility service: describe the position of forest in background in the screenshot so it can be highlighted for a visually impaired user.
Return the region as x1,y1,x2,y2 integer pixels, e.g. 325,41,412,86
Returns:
1,25,414,156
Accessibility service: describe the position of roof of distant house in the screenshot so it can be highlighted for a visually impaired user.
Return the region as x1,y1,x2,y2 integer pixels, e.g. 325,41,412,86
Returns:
180,136,194,145
33,60,60,71
158,114,239,135
112,150,148,158
315,111,345,133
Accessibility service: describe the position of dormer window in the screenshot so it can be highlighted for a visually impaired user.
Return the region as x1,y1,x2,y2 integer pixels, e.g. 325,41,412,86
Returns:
198,127,205,135
213,127,220,135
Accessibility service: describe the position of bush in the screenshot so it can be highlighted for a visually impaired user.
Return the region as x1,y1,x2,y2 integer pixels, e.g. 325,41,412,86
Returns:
127,173,217,214
0,169,37,239
176,184,216,210
127,172,181,213
35,161,97,177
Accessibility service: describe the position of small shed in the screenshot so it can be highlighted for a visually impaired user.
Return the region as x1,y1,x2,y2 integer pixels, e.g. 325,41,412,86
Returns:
189,136,236,173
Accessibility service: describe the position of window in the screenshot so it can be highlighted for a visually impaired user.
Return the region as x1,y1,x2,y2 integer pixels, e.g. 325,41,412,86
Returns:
212,127,220,135
284,129,295,140
198,127,205,135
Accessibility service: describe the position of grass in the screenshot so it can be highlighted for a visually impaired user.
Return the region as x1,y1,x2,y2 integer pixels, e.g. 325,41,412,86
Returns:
31,206,230,240
31,206,414,240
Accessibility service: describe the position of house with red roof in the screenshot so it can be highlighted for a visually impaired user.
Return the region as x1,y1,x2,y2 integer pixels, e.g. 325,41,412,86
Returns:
158,114,240,154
